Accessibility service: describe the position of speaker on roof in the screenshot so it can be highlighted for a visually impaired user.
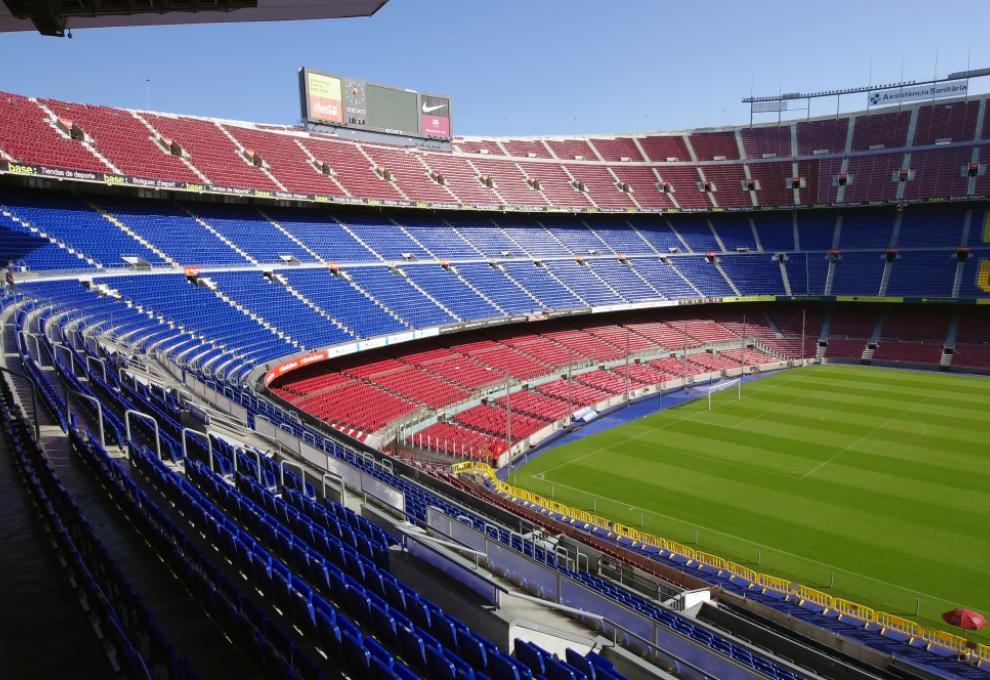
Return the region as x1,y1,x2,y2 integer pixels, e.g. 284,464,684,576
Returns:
157,136,184,156
243,149,264,167
56,117,85,140
313,159,335,176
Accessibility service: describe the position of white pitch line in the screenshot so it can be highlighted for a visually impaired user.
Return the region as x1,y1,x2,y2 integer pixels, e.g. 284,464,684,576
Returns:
800,397,930,480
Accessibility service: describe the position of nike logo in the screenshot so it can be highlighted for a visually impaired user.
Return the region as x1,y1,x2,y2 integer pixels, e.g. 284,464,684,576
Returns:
422,102,447,114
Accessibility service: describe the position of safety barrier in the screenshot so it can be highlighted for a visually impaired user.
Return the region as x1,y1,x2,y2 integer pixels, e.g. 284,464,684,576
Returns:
453,463,990,664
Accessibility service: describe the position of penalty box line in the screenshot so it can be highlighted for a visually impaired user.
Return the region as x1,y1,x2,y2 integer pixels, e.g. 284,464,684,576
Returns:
533,369,813,479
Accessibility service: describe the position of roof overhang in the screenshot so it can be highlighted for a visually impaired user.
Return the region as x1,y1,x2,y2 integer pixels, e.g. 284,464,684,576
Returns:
0,0,388,36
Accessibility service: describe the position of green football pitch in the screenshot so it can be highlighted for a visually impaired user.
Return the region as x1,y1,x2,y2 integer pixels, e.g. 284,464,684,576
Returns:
512,363,990,642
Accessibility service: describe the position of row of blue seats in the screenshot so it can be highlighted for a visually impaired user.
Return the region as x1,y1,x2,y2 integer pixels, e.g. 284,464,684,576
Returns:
0,380,193,679
209,271,353,350
102,275,296,363
139,450,411,678
3,192,984,270
3,192,168,267
18,279,287,378
177,418,633,680
75,430,322,679
183,451,605,680
20,322,405,678
184,430,398,559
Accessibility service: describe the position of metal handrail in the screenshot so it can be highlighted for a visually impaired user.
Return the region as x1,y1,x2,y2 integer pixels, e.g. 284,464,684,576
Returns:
125,409,161,460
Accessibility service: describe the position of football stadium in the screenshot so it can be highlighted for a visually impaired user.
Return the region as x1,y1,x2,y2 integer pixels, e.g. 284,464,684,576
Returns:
1,2,989,680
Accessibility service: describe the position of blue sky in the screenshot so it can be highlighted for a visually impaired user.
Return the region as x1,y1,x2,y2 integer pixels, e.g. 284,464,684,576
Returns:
2,0,990,136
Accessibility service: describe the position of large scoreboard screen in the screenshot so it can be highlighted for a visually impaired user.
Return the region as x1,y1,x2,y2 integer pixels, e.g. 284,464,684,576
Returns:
300,68,451,140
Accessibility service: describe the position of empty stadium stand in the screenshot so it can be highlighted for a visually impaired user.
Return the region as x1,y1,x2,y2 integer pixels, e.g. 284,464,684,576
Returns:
3,91,990,212
3,87,990,680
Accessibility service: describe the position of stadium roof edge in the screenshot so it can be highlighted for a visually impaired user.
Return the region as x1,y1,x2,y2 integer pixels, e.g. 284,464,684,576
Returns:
0,0,388,34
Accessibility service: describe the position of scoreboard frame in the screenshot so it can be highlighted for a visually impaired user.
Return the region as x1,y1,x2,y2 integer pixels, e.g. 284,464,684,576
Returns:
299,67,452,141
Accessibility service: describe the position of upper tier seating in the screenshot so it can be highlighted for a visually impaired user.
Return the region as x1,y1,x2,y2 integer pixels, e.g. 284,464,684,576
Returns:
223,124,348,196
300,136,405,201
143,114,279,190
43,99,202,182
689,131,740,161
590,136,644,162
362,145,456,203
0,93,110,172
4,90,990,213
740,125,792,159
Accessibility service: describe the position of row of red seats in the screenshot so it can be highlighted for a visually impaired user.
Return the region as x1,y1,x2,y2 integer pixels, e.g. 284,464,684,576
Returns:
535,377,612,406
404,420,503,459
453,403,548,440
273,310,751,433
295,381,417,433
457,101,984,161
492,390,572,421
685,352,742,371
2,91,988,211
953,344,990,368
872,342,943,364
